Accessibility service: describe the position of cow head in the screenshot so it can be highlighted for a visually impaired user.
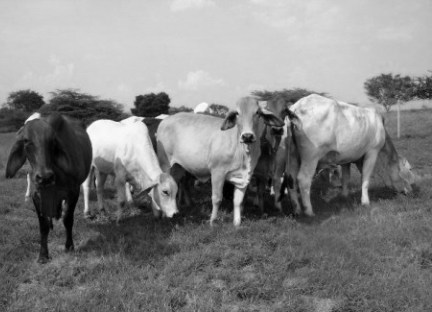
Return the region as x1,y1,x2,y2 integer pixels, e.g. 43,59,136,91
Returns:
220,97,284,144
6,114,70,189
149,173,179,218
389,156,416,195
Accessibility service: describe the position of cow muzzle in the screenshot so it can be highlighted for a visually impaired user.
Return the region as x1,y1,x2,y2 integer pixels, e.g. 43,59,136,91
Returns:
35,170,55,187
240,133,256,144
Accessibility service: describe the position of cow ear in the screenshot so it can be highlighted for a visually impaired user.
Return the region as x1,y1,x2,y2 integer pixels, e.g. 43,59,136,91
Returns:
258,107,285,128
6,131,26,178
221,111,238,131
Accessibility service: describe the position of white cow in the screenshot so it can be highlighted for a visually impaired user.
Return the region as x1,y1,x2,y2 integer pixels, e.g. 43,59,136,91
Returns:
82,120,178,221
280,94,415,216
194,102,211,114
156,97,284,226
24,112,41,201
120,116,145,124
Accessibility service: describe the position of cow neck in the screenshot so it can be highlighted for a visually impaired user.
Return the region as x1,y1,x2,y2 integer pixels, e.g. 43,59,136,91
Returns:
381,130,400,167
234,126,261,178
134,139,162,191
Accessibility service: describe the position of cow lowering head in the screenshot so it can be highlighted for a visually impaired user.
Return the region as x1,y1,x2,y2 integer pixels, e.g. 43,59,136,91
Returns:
149,173,179,218
6,114,70,189
220,97,284,144
388,156,416,195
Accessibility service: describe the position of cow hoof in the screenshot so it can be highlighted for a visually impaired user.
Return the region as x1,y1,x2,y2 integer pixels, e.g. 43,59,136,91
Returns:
65,245,75,253
209,219,219,227
25,196,31,203
37,256,51,264
304,211,315,217
84,212,94,219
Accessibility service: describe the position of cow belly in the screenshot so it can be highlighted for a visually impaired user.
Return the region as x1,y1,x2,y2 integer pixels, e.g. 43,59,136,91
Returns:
171,157,211,182
93,156,116,175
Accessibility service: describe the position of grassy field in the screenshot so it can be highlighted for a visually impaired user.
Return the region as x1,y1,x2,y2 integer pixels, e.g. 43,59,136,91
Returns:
1,109,432,312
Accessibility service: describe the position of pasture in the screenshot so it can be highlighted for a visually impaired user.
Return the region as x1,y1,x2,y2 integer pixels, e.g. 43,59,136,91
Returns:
1,109,432,312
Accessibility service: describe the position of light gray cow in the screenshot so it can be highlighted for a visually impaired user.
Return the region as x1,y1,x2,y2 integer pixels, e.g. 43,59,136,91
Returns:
156,97,284,226
279,94,415,216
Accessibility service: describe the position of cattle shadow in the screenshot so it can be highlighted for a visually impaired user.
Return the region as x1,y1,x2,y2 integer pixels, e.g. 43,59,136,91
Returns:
78,211,181,265
78,187,181,264
291,182,401,225
77,181,403,264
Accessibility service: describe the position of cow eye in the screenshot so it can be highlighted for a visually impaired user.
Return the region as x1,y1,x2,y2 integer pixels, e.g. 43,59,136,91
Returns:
162,190,170,196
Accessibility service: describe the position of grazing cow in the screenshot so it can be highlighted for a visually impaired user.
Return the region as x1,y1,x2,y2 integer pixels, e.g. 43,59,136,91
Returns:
82,119,178,222
156,97,284,226
279,94,415,216
6,114,92,263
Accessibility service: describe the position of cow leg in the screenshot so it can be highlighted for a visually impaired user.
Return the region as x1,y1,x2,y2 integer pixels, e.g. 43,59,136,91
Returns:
32,193,51,263
284,150,302,216
114,176,127,224
95,169,108,214
341,164,351,197
172,165,193,207
82,166,94,218
360,151,379,206
254,176,265,215
272,159,285,212
233,186,247,227
125,182,133,205
63,188,79,252
25,172,32,202
210,171,225,226
297,158,319,217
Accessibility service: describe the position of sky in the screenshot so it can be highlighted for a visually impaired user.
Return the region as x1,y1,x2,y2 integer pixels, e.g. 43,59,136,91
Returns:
0,0,431,111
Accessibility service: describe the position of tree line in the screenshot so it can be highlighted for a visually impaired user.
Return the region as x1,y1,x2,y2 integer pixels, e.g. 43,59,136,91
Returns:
0,89,229,132
1,71,431,131
364,71,432,111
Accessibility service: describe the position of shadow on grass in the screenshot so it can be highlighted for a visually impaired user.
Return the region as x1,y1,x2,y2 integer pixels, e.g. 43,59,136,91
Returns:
78,180,404,265
282,183,401,226
79,212,181,265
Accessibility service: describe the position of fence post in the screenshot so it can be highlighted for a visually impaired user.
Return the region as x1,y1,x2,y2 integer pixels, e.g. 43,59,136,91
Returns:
397,100,401,138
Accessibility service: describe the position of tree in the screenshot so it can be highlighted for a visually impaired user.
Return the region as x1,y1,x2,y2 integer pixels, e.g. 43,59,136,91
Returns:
414,71,432,100
6,89,45,112
131,92,171,117
0,107,29,132
252,88,327,104
168,105,193,115
40,89,125,126
364,73,415,112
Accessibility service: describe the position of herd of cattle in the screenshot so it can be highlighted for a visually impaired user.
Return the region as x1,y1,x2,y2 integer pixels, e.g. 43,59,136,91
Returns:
5,94,416,263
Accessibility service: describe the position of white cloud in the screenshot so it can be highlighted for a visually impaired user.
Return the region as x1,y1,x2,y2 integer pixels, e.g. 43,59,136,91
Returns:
44,55,74,84
143,81,169,94
170,0,215,12
20,55,74,85
376,27,412,41
178,70,224,90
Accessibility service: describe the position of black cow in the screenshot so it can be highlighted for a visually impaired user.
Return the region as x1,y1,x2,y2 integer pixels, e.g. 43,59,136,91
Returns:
6,114,92,263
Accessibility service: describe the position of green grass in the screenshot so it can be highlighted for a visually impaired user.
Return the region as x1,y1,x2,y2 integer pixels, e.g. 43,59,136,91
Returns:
1,109,432,311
